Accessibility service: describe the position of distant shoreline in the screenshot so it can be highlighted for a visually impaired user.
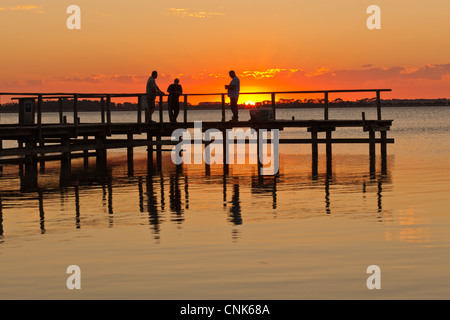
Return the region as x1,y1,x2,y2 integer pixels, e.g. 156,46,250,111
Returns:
0,104,448,113
0,100,448,113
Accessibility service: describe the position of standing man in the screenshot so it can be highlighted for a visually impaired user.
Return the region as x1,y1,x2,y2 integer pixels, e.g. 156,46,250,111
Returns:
225,70,240,121
146,71,163,123
167,78,183,123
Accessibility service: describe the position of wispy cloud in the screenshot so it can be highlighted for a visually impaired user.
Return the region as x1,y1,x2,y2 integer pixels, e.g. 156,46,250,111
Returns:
2,64,449,99
241,69,300,79
1,5,44,13
167,8,225,18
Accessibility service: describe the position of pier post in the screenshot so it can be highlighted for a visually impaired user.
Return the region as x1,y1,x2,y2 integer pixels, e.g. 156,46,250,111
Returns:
369,129,376,175
127,133,134,177
137,95,142,132
147,133,154,174
376,90,382,121
257,129,263,175
101,97,106,124
222,129,229,175
61,137,71,177
95,135,107,171
184,95,188,123
221,94,226,122
39,138,45,173
37,95,42,140
58,98,64,124
310,129,318,178
21,157,38,192
271,93,276,121
106,95,111,136
83,136,89,169
24,139,37,168
324,92,329,120
159,95,164,123
326,129,333,175
381,130,387,174
156,135,162,172
73,94,78,137
204,141,211,176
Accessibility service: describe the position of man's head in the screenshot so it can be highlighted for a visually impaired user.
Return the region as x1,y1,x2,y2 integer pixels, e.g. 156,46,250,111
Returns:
229,70,236,78
174,78,180,84
152,71,158,78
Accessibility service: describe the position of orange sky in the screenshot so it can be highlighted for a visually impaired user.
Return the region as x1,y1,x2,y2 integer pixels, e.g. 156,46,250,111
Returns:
0,0,449,104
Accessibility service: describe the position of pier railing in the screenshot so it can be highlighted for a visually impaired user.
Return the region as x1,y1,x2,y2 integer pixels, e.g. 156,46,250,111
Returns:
0,89,391,129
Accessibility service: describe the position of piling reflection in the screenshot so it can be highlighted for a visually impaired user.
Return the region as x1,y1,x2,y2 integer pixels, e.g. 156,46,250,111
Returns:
0,154,392,243
228,180,242,226
146,174,160,238
0,196,4,240
169,173,184,223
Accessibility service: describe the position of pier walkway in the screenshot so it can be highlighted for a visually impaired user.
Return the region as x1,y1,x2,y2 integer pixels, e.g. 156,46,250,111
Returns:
0,89,393,178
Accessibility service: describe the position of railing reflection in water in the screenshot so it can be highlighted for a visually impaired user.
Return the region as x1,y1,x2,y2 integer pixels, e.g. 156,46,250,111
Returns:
0,153,391,242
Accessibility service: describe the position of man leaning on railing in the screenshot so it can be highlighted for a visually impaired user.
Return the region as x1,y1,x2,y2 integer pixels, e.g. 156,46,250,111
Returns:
146,70,164,123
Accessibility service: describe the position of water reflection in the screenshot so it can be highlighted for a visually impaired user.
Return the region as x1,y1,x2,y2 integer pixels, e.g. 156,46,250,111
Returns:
146,175,160,239
228,181,242,226
169,173,184,224
0,154,392,242
251,175,278,210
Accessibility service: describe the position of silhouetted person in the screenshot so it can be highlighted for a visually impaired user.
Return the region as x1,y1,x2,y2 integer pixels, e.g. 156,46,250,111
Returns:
146,71,163,123
225,70,240,121
167,78,183,123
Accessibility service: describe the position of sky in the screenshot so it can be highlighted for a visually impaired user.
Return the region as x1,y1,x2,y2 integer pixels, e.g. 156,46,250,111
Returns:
0,0,449,103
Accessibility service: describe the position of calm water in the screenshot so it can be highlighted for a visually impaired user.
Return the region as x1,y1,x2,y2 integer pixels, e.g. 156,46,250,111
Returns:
0,107,449,299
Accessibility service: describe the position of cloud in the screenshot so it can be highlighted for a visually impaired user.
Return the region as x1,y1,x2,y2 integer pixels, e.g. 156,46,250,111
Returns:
167,8,225,18
316,64,450,84
2,64,449,99
47,74,148,84
241,69,301,79
1,5,44,13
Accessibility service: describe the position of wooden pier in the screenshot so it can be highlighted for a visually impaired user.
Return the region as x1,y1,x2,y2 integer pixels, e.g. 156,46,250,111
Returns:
0,89,393,181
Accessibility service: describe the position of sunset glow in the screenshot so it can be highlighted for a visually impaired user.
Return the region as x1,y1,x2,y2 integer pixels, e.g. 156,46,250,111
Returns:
0,1,449,101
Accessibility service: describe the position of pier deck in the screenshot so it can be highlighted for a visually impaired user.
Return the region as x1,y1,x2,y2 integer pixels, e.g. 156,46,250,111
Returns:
0,89,394,177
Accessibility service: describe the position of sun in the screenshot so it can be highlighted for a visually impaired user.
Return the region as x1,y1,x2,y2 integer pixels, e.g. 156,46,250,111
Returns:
244,101,256,106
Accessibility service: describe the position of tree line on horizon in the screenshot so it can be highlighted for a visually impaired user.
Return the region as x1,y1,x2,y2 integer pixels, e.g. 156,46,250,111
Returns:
0,97,448,113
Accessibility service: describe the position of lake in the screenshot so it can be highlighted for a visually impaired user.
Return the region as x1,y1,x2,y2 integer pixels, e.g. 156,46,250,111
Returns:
0,106,449,299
